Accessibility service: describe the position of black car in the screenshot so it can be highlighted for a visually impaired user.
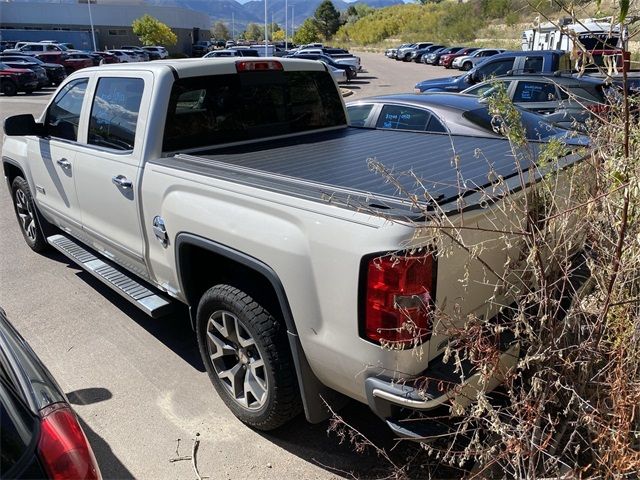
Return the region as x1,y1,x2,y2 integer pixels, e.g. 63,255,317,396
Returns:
0,307,101,479
409,44,445,63
0,57,49,88
0,54,66,86
284,52,357,80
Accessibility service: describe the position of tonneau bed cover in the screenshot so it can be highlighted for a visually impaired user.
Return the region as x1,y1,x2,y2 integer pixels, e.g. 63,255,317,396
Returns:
156,128,574,216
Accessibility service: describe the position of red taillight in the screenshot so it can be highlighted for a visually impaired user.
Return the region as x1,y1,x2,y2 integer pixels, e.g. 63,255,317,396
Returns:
363,252,435,348
38,404,101,480
587,103,609,114
236,60,283,72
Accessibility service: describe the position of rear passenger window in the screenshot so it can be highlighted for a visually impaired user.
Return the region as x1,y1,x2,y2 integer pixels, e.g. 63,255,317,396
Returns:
347,104,374,127
88,77,144,151
513,81,558,102
46,78,88,141
376,105,430,131
426,115,447,133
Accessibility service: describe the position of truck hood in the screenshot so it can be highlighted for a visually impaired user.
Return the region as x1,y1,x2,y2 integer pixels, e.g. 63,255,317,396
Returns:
415,75,470,92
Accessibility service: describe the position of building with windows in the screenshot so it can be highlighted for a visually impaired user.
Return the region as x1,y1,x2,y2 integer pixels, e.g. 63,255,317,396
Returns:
0,1,210,54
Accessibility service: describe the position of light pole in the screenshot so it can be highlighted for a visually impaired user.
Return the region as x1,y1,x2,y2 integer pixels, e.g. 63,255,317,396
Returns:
264,0,268,56
232,12,235,41
285,0,288,49
290,4,295,44
87,0,97,51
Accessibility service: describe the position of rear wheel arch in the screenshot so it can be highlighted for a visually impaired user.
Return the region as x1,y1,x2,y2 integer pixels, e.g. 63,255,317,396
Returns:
175,233,342,424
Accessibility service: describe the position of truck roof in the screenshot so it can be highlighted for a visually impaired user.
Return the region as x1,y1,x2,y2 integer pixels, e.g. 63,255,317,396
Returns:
76,57,327,79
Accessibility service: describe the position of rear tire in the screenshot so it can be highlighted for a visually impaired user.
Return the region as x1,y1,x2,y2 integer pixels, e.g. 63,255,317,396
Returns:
11,176,48,252
196,284,302,430
1,81,17,96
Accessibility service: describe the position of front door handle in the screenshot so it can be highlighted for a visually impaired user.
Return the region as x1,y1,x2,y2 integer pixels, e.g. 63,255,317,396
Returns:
56,158,71,169
112,175,133,189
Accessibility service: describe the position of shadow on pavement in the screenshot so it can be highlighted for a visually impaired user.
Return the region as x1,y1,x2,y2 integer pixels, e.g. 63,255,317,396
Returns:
261,401,434,479
76,414,135,480
67,387,113,405
44,249,205,373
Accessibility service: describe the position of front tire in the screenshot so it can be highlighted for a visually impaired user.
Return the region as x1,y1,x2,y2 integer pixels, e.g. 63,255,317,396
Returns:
462,62,472,71
11,176,48,252
196,284,302,430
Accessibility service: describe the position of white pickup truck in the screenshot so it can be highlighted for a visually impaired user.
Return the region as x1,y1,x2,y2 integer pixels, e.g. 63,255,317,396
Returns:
2,58,583,437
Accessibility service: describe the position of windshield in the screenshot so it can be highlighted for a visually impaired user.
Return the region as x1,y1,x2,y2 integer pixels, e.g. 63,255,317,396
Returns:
163,70,346,152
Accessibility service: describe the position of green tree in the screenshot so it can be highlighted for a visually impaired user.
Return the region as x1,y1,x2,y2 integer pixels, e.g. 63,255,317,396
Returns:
131,14,177,46
271,29,286,42
243,23,264,41
293,18,321,44
211,21,230,40
314,0,341,39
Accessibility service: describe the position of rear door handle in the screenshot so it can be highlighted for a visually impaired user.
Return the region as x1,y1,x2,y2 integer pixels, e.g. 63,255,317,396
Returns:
112,175,133,189
56,158,71,169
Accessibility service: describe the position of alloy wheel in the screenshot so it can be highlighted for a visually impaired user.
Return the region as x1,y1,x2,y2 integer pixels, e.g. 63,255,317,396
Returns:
15,189,37,242
206,310,268,410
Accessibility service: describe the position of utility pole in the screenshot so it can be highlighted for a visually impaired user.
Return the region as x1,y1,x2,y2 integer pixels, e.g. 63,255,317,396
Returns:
264,0,268,55
87,0,97,51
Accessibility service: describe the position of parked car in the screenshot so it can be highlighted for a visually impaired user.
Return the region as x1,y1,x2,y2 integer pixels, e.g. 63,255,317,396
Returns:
421,46,447,64
0,307,102,479
106,50,136,63
384,46,399,58
0,62,39,95
142,46,169,59
346,93,585,143
5,42,67,55
121,46,150,62
396,42,432,61
192,40,213,57
327,64,348,83
203,49,260,58
63,53,94,73
425,46,464,65
33,51,66,66
440,47,479,69
453,48,506,70
0,60,50,89
292,48,361,70
0,55,63,87
437,47,465,65
91,51,119,65
461,73,607,129
408,44,445,63
284,52,357,80
415,50,573,92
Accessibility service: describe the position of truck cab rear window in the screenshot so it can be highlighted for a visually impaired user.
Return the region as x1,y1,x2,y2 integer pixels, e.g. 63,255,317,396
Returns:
163,71,345,152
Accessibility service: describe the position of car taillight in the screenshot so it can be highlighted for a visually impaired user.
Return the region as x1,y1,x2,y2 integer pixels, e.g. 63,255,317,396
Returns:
363,252,435,348
587,103,609,114
236,60,283,71
38,403,101,480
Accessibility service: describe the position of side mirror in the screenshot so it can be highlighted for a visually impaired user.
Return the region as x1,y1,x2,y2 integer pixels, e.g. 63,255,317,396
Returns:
4,114,43,136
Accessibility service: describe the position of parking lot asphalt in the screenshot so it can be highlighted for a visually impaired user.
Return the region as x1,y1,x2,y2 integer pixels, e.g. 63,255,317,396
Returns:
0,52,455,479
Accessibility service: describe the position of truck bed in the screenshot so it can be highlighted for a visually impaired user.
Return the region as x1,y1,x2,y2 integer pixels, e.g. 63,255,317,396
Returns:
156,128,546,216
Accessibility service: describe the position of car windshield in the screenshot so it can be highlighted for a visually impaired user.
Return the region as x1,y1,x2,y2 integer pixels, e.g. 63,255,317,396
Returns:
0,63,7,70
